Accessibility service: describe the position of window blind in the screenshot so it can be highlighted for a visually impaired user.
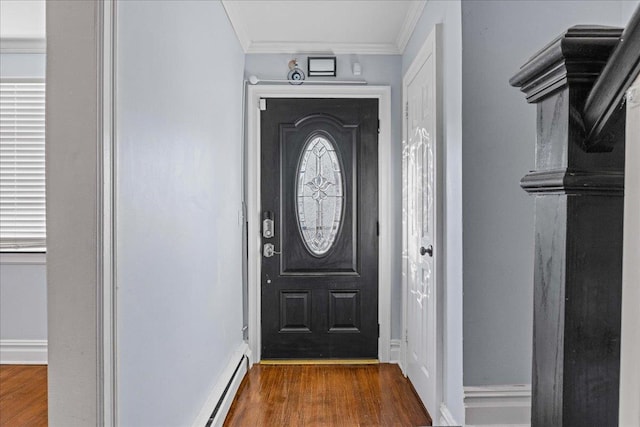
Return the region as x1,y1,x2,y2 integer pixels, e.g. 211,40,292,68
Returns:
0,80,46,251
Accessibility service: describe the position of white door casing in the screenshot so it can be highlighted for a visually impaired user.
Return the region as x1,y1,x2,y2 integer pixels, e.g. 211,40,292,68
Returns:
402,25,443,414
619,78,640,427
245,85,392,363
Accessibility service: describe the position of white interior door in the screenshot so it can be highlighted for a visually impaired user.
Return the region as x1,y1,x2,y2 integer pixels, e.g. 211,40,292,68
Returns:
402,25,441,415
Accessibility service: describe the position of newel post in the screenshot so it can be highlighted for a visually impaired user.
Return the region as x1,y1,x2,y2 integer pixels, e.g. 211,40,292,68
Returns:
510,27,625,426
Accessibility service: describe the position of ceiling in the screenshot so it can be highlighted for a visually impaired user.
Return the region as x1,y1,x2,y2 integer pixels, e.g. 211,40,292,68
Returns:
221,0,426,55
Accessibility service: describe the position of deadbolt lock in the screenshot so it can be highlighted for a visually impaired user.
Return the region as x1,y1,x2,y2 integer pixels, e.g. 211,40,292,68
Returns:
262,211,274,238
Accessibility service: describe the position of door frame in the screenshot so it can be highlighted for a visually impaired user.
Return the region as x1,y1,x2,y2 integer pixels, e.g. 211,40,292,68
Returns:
246,85,392,363
401,24,444,410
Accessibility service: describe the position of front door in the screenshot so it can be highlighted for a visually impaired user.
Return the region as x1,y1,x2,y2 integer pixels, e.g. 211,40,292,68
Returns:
260,98,378,359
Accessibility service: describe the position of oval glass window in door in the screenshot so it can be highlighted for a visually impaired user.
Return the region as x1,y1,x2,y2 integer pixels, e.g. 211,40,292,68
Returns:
296,134,344,256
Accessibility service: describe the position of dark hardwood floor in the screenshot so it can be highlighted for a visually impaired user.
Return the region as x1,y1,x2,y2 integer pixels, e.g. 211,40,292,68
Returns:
0,365,47,427
224,363,432,426
0,363,431,427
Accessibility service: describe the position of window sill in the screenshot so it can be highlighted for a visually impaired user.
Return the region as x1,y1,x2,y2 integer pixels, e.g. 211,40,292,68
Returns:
0,252,46,265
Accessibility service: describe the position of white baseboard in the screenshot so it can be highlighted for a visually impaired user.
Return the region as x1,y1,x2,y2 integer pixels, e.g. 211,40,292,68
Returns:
389,338,401,366
0,339,47,364
464,384,531,426
192,342,249,427
438,403,460,426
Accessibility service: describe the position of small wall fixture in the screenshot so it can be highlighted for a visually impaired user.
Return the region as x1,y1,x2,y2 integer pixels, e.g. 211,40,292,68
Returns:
352,62,362,76
308,56,337,77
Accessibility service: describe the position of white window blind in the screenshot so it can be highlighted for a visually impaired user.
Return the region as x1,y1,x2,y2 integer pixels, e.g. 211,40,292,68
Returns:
0,80,46,251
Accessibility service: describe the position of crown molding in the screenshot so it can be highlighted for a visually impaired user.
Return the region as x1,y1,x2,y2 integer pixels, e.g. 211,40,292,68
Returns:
396,0,426,53
245,41,401,55
0,37,46,53
221,1,251,52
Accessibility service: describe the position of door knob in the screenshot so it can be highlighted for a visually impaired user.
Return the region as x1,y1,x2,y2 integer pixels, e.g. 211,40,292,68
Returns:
420,245,433,257
263,243,281,258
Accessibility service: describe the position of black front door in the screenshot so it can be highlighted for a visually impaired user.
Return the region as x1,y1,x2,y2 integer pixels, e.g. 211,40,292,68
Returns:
261,98,379,359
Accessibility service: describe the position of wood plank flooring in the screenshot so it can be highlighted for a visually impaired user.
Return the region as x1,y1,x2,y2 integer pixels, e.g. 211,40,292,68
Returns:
0,365,47,427
224,363,432,426
0,363,430,427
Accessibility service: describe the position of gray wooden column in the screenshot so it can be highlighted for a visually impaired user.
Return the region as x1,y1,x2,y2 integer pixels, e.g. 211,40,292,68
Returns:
510,26,625,426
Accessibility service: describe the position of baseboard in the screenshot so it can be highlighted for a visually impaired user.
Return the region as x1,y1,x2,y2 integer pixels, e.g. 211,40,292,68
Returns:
389,338,401,366
464,384,531,426
0,339,47,364
438,403,460,426
192,342,249,427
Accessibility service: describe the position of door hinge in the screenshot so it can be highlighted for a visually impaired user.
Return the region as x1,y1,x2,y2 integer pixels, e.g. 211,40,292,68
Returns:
405,329,408,344
405,102,408,120
259,98,267,111
376,221,379,237
378,324,380,338
377,119,380,134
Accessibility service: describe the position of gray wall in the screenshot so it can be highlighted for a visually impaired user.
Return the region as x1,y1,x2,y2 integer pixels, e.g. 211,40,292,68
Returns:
245,54,403,339
461,0,637,386
0,53,47,348
402,0,464,422
116,1,245,425
622,0,640,23
0,261,47,341
0,53,45,77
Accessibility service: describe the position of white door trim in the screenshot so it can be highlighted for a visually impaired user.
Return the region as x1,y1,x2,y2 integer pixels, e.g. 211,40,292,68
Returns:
620,78,640,427
99,0,118,424
246,85,392,362
401,24,444,408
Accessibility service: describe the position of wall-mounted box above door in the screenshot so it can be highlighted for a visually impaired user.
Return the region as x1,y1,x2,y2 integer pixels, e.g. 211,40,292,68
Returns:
308,57,336,77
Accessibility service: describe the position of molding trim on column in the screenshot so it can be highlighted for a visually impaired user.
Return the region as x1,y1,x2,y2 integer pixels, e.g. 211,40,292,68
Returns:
510,26,622,104
520,169,624,195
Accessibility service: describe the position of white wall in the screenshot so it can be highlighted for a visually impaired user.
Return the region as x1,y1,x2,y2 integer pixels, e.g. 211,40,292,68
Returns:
402,1,464,423
116,1,245,426
0,0,45,40
461,0,637,388
0,53,47,362
244,54,403,339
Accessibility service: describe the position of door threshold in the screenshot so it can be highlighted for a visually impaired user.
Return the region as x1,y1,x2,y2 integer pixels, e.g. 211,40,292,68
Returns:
260,359,379,365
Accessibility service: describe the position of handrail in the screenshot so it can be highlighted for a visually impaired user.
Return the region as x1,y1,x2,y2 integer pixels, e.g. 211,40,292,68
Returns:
583,4,640,151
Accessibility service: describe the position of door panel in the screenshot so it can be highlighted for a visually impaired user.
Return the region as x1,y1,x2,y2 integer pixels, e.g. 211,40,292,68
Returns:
403,27,439,413
261,98,378,359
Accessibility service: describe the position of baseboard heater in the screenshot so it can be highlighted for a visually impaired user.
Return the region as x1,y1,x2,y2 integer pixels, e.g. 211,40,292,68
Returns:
205,354,248,427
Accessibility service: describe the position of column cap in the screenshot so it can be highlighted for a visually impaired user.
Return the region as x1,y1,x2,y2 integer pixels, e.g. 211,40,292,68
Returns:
510,26,622,103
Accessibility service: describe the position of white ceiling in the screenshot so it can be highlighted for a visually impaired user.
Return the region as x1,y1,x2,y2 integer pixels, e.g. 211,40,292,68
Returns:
221,0,426,54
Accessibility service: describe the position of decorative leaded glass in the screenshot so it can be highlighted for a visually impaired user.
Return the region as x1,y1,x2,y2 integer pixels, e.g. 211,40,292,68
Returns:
296,135,344,256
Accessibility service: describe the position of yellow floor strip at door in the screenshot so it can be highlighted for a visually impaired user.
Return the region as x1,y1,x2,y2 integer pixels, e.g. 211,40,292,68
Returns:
260,359,379,365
